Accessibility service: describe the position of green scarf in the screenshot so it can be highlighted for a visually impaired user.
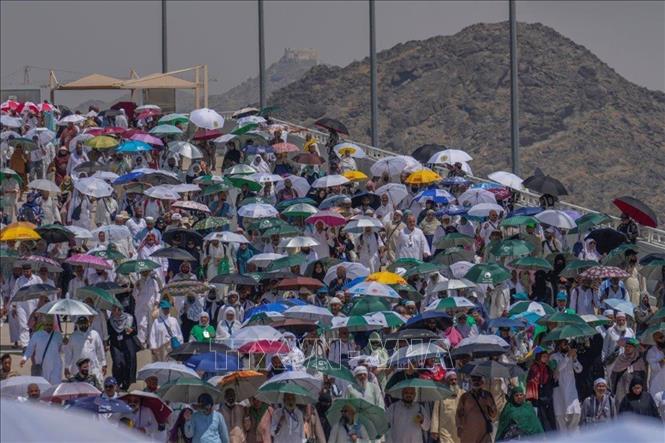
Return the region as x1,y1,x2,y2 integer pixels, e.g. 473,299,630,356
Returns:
249,403,269,426
496,387,544,440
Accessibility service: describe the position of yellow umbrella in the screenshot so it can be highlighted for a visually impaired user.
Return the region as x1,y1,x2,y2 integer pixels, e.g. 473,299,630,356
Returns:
3,221,37,230
85,135,119,149
342,170,368,182
0,226,41,241
405,169,441,185
366,271,407,285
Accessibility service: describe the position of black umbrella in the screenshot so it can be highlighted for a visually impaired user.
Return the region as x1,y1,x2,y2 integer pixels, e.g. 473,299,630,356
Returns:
411,144,445,164
315,117,349,135
139,171,181,186
585,228,627,255
210,274,259,286
304,257,342,277
73,161,106,175
522,169,568,196
35,224,75,243
162,229,203,248
450,343,508,359
613,196,658,228
168,342,231,362
459,360,524,379
351,192,380,210
259,271,300,281
13,284,58,302
150,247,196,261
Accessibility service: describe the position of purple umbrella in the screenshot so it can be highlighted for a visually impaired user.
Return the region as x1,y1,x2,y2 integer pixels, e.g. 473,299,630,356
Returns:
131,133,164,147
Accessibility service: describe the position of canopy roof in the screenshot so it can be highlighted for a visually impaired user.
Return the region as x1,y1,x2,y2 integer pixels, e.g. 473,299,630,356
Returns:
58,73,125,90
56,72,196,91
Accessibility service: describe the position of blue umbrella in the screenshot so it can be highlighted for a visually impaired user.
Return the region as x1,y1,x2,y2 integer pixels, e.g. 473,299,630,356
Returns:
244,303,288,320
486,317,529,329
414,188,453,204
319,194,347,210
471,182,502,190
244,144,274,155
67,395,133,414
117,140,153,153
508,207,543,217
604,299,635,317
343,276,367,290
112,170,144,185
274,298,308,307
403,311,452,330
442,176,470,186
185,352,240,374
436,205,467,216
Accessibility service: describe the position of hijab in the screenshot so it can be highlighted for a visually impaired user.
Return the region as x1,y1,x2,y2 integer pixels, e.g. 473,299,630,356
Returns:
496,386,544,440
109,310,132,333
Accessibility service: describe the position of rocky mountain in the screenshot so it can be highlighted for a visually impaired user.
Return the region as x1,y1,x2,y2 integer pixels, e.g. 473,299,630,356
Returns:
269,22,665,217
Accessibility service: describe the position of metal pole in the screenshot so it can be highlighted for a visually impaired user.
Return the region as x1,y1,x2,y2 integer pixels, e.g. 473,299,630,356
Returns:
161,0,168,73
369,0,378,147
258,0,266,108
509,0,519,175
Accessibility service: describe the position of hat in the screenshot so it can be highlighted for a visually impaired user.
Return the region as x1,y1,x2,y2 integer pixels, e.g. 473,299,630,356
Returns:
626,337,640,347
593,377,607,387
514,292,529,301
394,210,403,216
159,300,172,309
556,291,568,301
76,357,91,367
171,213,182,221
445,371,457,380
104,376,118,387
352,366,368,376
603,309,614,316
405,300,416,307
145,216,155,223
116,210,130,220
21,263,32,270
199,311,209,319
615,311,627,319
330,297,342,305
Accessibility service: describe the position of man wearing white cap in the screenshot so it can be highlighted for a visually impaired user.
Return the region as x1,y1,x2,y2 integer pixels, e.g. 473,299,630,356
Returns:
396,214,430,260
432,371,464,443
345,365,384,409
387,386,431,443
601,311,635,363
580,378,617,425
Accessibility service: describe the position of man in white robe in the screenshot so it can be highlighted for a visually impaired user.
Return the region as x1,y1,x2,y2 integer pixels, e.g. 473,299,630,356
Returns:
137,234,167,284
601,312,635,361
125,206,146,238
11,264,43,347
39,190,61,225
149,300,183,362
271,393,305,443
646,331,665,398
20,316,63,384
63,316,106,386
569,279,600,315
396,214,431,260
133,270,162,346
479,210,502,245
344,365,384,409
65,266,87,299
308,221,333,259
387,387,431,443
551,339,583,432
356,227,384,273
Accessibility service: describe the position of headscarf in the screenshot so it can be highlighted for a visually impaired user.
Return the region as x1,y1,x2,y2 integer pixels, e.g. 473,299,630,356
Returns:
496,386,544,440
185,295,204,322
109,310,132,333
168,407,193,443
580,239,601,261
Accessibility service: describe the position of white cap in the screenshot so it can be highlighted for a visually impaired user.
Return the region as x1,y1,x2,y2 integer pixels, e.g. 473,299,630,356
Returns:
353,366,368,376
615,312,626,319
603,309,614,316
330,297,342,305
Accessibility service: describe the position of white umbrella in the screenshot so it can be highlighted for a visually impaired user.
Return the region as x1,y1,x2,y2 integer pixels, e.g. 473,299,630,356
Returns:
333,142,366,158
430,278,477,292
375,183,408,205
222,325,283,349
144,186,181,200
449,261,474,279
189,108,224,130
136,104,161,112
0,115,22,128
232,107,259,119
249,172,284,184
274,174,310,197
167,141,203,160
458,188,496,206
85,110,98,118
0,130,21,140
225,164,257,176
467,203,505,217
137,361,200,385
238,203,278,219
0,376,50,399
37,299,97,317
311,174,350,189
237,115,266,126
427,149,472,164
92,171,119,182
371,155,421,177
68,133,94,151
265,370,323,393
204,231,249,243
25,127,56,144
535,209,576,229
65,225,93,240
28,179,60,193
165,183,200,193
91,225,132,240
343,216,384,233
284,305,333,324
58,114,85,125
324,262,370,285
285,236,320,248
74,177,113,198
457,334,510,348
521,416,664,443
248,253,286,267
488,171,525,191
425,296,476,312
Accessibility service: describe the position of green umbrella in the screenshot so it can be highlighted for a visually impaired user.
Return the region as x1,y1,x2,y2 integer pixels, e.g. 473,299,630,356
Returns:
249,217,287,233
387,258,424,271
194,217,230,231
432,247,474,266
229,176,262,192
90,247,125,261
35,224,75,243
157,377,222,403
261,225,302,238
390,283,422,301
536,312,586,326
0,168,23,185
349,297,391,315
8,137,37,150
569,212,611,234
434,233,475,250
225,164,257,176
370,311,407,328
158,113,189,126
542,324,598,342
403,262,441,278
266,254,306,271
275,197,318,212
638,322,665,345
561,260,598,278
331,315,384,332
639,259,665,280
74,286,121,310
231,123,258,135
303,356,356,385
508,301,555,316
509,256,553,271
490,239,534,257
387,378,453,401
327,398,389,440
201,183,231,196
580,314,613,327
602,244,638,267
464,263,511,285
500,216,539,227
256,381,317,405
281,203,318,218
116,259,161,275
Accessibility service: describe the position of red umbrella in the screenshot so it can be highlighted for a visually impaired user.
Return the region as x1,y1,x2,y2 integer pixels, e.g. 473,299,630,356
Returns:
38,102,55,113
136,109,161,120
1,99,21,112
111,101,137,121
275,277,325,290
121,128,147,138
579,266,630,280
238,340,289,354
22,101,40,114
272,142,299,154
613,196,658,228
120,390,172,424
193,128,224,141
101,126,126,136
488,187,512,201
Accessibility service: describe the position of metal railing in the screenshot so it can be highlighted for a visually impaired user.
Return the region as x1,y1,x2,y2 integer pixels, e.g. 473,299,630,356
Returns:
219,112,665,250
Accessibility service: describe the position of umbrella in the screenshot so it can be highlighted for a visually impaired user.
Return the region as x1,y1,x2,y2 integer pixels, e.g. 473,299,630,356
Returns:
159,113,189,125
192,128,223,141
74,286,121,310
284,236,319,248
306,211,347,227
137,361,200,385
348,297,391,315
130,133,163,146
387,342,448,367
509,256,553,271
218,371,266,401
425,296,476,312
403,311,453,330
366,311,407,328
342,216,384,233
222,325,283,349
0,115,23,128
451,335,510,357
613,196,658,227
542,324,598,342
11,284,58,302
15,256,63,273
604,298,636,317
508,301,555,317
331,315,385,332
271,142,299,154
27,179,60,193
311,174,350,189
185,352,238,374
342,170,369,182
486,317,529,329
74,177,113,198
434,233,475,249
33,224,73,244
639,258,665,280
303,357,356,385
0,376,51,399
37,299,97,317
464,263,511,285
536,312,586,326
333,142,366,158
315,117,348,134
162,229,204,247
535,210,576,229
327,398,389,440
256,381,317,405
84,135,119,149
427,149,472,164
561,259,598,278
347,281,400,300
265,252,307,270
490,239,534,257
144,186,180,200
149,124,182,135
204,231,250,244
579,314,613,327
119,390,172,423
281,203,318,218
157,377,222,403
387,378,453,401
324,262,370,285
429,278,477,293
351,192,380,209
190,108,224,130
150,247,196,261
65,253,112,270
467,203,504,217
579,266,630,280
371,155,421,177
210,274,259,286
246,253,285,269
238,340,289,354
116,259,161,274
41,382,100,403
170,200,211,213
68,395,132,415
116,140,153,153
163,280,211,298
569,212,612,234
284,305,333,324
193,217,230,232
366,271,406,285
402,263,441,278
405,169,441,185
500,215,539,228
237,203,279,219
0,225,40,241
167,141,203,159
167,342,231,362
413,188,453,204
375,183,409,205
638,322,665,345
488,171,525,190
275,276,325,290
522,169,568,196
460,360,524,379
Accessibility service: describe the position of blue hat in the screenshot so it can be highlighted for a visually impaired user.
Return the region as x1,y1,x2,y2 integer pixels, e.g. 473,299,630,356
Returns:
513,292,529,301
159,300,172,309
556,291,568,301
104,376,117,386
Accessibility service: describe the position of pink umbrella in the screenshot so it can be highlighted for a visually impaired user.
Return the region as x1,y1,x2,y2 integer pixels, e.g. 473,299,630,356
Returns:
238,340,290,354
131,133,164,146
65,253,113,270
121,128,147,139
193,128,223,141
579,266,630,280
102,127,126,136
22,101,40,114
171,200,211,213
136,109,161,120
306,210,347,227
41,382,100,404
38,102,55,113
272,142,299,154
1,99,21,112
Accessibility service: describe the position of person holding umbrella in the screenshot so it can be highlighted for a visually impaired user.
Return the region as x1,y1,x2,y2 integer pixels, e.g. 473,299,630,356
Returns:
386,386,431,443
526,347,556,432
328,402,370,443
64,316,106,386
610,337,646,405
270,392,304,443
122,393,159,438
617,213,639,244
455,375,497,443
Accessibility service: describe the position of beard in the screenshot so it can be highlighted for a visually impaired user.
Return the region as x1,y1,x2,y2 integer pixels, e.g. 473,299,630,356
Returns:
616,324,627,332
449,385,460,395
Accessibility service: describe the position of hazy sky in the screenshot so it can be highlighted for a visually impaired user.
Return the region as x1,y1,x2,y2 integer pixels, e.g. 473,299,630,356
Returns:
2,0,663,108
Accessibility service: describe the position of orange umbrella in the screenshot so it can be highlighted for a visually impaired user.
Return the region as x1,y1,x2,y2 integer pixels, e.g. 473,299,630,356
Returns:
219,370,267,401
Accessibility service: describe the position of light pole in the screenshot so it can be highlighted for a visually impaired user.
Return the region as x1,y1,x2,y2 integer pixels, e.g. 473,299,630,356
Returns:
369,0,378,147
258,0,266,109
509,0,520,175
161,0,168,73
